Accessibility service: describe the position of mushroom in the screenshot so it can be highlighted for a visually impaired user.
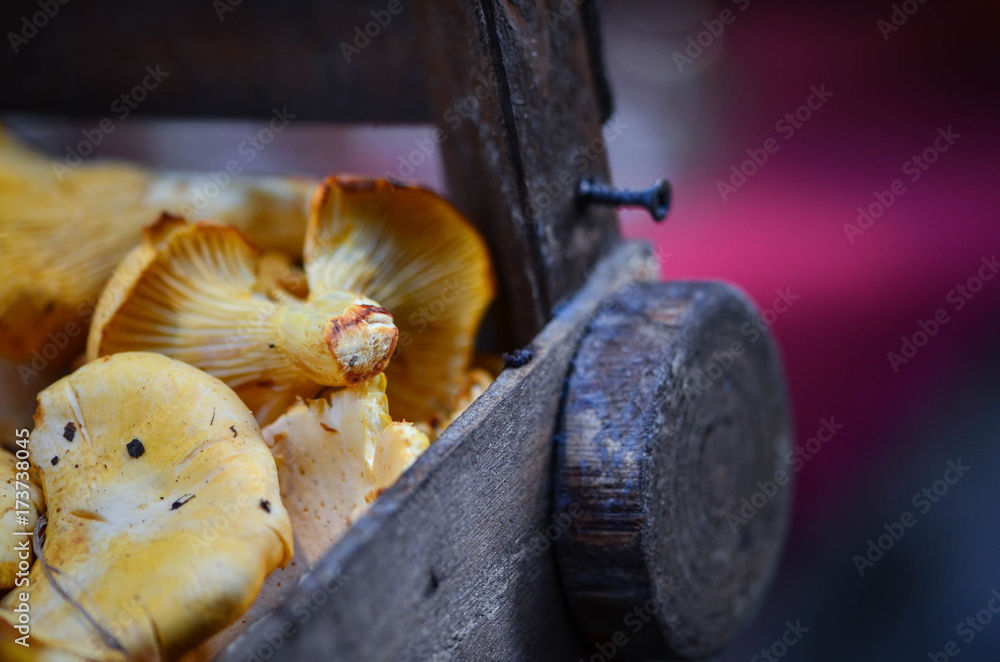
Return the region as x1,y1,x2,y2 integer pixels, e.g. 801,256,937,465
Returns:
423,367,495,438
0,129,314,365
306,177,496,426
181,373,428,661
265,373,429,563
0,447,44,591
0,352,292,660
86,217,399,424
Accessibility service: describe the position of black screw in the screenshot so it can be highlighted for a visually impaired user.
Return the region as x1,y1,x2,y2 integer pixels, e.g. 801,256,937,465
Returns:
578,178,672,222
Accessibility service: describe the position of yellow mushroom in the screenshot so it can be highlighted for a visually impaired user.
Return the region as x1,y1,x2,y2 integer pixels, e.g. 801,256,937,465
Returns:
86,217,399,424
0,130,314,364
0,447,44,591
0,352,292,661
265,373,428,562
422,366,495,438
185,374,428,660
307,177,495,426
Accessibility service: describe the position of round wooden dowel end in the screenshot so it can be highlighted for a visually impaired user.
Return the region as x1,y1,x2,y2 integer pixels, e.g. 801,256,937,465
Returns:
555,281,792,660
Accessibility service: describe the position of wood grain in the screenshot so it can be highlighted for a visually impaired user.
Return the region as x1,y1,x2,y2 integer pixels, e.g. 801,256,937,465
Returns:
555,281,793,660
418,0,622,349
216,242,656,662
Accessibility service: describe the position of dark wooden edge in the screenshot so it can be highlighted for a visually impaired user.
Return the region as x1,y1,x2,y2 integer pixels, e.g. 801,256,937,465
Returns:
581,0,615,123
420,0,621,349
216,241,657,662
1,0,430,122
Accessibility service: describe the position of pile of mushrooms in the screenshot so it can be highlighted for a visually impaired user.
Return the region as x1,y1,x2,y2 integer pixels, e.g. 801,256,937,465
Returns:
0,134,496,659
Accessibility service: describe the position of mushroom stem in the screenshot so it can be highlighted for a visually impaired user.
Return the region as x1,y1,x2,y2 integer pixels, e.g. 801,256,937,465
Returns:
278,292,398,386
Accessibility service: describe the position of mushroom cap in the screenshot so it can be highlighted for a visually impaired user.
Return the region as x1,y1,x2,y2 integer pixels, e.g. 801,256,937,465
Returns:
86,219,399,424
0,130,313,363
0,447,44,590
0,352,292,660
306,177,495,425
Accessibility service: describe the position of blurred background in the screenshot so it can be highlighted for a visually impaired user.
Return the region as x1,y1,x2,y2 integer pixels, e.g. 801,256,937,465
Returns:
4,0,1000,659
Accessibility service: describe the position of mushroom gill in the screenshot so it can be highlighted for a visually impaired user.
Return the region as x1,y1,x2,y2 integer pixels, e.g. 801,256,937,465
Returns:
306,177,496,426
86,218,399,424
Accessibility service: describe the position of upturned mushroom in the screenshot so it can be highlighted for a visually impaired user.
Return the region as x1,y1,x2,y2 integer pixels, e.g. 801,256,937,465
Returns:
86,217,399,424
185,373,429,660
265,373,429,563
0,352,293,660
0,130,314,364
0,447,44,591
306,177,495,426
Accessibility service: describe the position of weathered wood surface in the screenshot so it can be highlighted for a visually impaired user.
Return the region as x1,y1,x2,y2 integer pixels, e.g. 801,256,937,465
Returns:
1,0,429,122
555,282,793,660
419,0,621,349
217,241,657,662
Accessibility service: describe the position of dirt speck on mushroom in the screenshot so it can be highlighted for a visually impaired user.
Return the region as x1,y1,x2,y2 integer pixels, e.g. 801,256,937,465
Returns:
127,439,146,458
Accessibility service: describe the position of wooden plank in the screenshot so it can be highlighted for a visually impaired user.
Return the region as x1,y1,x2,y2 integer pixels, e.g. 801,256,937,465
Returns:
1,0,430,122
555,282,793,660
217,241,655,662
418,0,622,349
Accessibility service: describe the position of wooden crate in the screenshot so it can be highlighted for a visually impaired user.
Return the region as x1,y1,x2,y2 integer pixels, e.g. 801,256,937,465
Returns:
1,2,792,659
